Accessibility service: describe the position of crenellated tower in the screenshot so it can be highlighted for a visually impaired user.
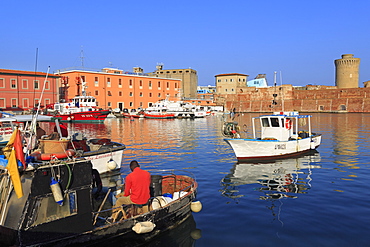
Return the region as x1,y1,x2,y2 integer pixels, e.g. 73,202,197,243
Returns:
334,54,360,88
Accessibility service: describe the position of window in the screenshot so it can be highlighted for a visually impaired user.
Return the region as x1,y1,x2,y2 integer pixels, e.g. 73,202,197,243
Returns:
94,77,99,87
22,98,29,108
139,80,142,87
107,91,112,96
119,79,122,86
95,90,99,96
230,79,233,82
0,98,5,108
11,79,17,89
129,80,133,86
158,93,161,98
130,102,133,107
158,81,161,88
270,118,279,127
175,83,177,88
119,91,122,96
107,78,111,87
45,99,50,106
11,98,17,107
149,93,152,97
22,79,28,89
261,118,269,127
34,80,39,89
166,82,169,89
0,78,4,88
140,92,143,97
149,81,152,88
130,92,133,96
108,102,111,107
45,80,50,90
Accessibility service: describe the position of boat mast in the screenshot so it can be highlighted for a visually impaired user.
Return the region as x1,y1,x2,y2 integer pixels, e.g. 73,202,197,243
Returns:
280,71,284,112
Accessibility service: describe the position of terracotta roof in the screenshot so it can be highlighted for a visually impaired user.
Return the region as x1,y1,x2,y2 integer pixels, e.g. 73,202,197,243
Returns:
214,73,248,77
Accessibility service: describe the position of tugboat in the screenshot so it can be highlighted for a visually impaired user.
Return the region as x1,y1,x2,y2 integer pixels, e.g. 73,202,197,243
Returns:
48,80,109,123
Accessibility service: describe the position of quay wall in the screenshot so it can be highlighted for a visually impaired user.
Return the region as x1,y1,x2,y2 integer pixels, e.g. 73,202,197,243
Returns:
215,85,370,113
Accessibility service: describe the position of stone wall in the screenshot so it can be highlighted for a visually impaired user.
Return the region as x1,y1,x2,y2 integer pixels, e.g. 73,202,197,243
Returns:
215,85,370,113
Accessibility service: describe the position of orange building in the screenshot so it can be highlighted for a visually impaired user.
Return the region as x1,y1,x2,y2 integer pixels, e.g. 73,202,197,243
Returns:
0,69,59,111
55,68,182,110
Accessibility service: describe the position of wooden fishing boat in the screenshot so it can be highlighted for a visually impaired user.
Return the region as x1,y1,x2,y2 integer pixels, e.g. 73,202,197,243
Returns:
0,158,200,246
144,112,175,119
223,111,322,162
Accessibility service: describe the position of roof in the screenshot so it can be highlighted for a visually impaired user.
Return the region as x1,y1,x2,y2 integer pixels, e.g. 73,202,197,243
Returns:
214,73,248,77
0,69,60,78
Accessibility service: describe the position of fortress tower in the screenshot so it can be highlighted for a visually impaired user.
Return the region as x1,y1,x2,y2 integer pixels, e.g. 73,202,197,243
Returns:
334,54,360,88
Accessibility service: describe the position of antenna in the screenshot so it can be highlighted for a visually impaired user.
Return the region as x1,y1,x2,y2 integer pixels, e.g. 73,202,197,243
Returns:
80,46,84,67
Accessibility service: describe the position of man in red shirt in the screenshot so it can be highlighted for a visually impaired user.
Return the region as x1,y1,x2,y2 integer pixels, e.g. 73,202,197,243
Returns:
112,160,151,220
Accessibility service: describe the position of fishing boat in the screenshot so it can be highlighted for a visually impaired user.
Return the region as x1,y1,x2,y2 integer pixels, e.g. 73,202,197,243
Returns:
122,109,145,119
0,156,200,246
223,111,322,162
144,111,175,119
28,133,126,174
0,118,16,146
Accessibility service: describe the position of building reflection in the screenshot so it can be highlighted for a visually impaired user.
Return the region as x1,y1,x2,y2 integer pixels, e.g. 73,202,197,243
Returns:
220,151,321,202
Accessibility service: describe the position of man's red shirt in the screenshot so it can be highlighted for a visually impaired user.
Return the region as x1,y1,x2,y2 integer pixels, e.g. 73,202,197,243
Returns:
124,167,151,204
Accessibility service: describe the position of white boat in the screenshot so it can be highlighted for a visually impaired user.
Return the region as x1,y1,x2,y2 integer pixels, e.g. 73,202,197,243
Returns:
0,118,16,145
146,99,207,118
223,111,322,161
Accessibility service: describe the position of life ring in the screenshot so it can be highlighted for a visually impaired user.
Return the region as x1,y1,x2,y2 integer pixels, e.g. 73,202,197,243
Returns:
285,119,292,130
30,149,76,161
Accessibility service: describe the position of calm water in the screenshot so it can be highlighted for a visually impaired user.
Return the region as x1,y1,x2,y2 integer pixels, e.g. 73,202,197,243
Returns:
42,113,370,247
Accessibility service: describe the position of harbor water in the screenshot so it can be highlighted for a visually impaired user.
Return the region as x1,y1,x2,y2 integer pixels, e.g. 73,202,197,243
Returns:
42,113,370,246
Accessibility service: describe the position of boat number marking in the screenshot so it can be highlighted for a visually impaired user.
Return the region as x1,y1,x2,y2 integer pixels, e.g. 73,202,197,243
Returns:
275,144,286,150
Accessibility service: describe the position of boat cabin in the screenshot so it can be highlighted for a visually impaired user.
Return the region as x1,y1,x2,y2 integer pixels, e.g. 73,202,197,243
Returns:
54,96,98,114
253,112,312,141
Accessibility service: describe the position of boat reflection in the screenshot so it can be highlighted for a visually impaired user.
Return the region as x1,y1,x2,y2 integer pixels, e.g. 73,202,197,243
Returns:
220,151,321,201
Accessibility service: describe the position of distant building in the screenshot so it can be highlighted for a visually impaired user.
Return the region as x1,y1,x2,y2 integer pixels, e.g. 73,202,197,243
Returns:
0,69,59,111
150,64,198,99
55,67,181,110
197,85,216,94
246,74,268,87
215,73,249,94
335,54,360,88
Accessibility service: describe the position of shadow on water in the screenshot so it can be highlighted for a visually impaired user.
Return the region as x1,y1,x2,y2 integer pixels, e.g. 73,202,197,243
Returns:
220,151,322,202
85,214,201,247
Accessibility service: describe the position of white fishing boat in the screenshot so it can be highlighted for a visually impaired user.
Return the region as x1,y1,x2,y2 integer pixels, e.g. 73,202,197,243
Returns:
0,118,16,146
223,111,322,162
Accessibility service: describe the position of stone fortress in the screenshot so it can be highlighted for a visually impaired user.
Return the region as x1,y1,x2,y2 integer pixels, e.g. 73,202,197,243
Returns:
215,54,370,113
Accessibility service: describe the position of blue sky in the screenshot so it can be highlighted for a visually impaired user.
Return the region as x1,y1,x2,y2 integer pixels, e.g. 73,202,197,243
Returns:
1,0,369,87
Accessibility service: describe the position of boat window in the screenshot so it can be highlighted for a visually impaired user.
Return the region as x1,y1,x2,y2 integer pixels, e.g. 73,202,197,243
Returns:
28,191,77,227
270,118,279,127
261,118,269,127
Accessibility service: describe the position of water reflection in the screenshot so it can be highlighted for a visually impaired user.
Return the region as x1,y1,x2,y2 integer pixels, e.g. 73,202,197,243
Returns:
220,151,321,202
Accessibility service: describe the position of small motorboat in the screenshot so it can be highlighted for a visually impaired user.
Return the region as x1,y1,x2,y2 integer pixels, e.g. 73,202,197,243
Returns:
223,111,322,162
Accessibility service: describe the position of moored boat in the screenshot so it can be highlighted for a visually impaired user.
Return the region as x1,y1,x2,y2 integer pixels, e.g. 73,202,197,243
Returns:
49,95,110,123
223,111,322,162
0,157,200,246
0,118,16,146
144,112,175,119
29,135,126,174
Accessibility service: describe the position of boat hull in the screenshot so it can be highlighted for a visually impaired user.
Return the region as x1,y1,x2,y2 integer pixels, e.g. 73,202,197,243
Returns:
144,113,175,119
225,134,322,162
52,110,110,123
